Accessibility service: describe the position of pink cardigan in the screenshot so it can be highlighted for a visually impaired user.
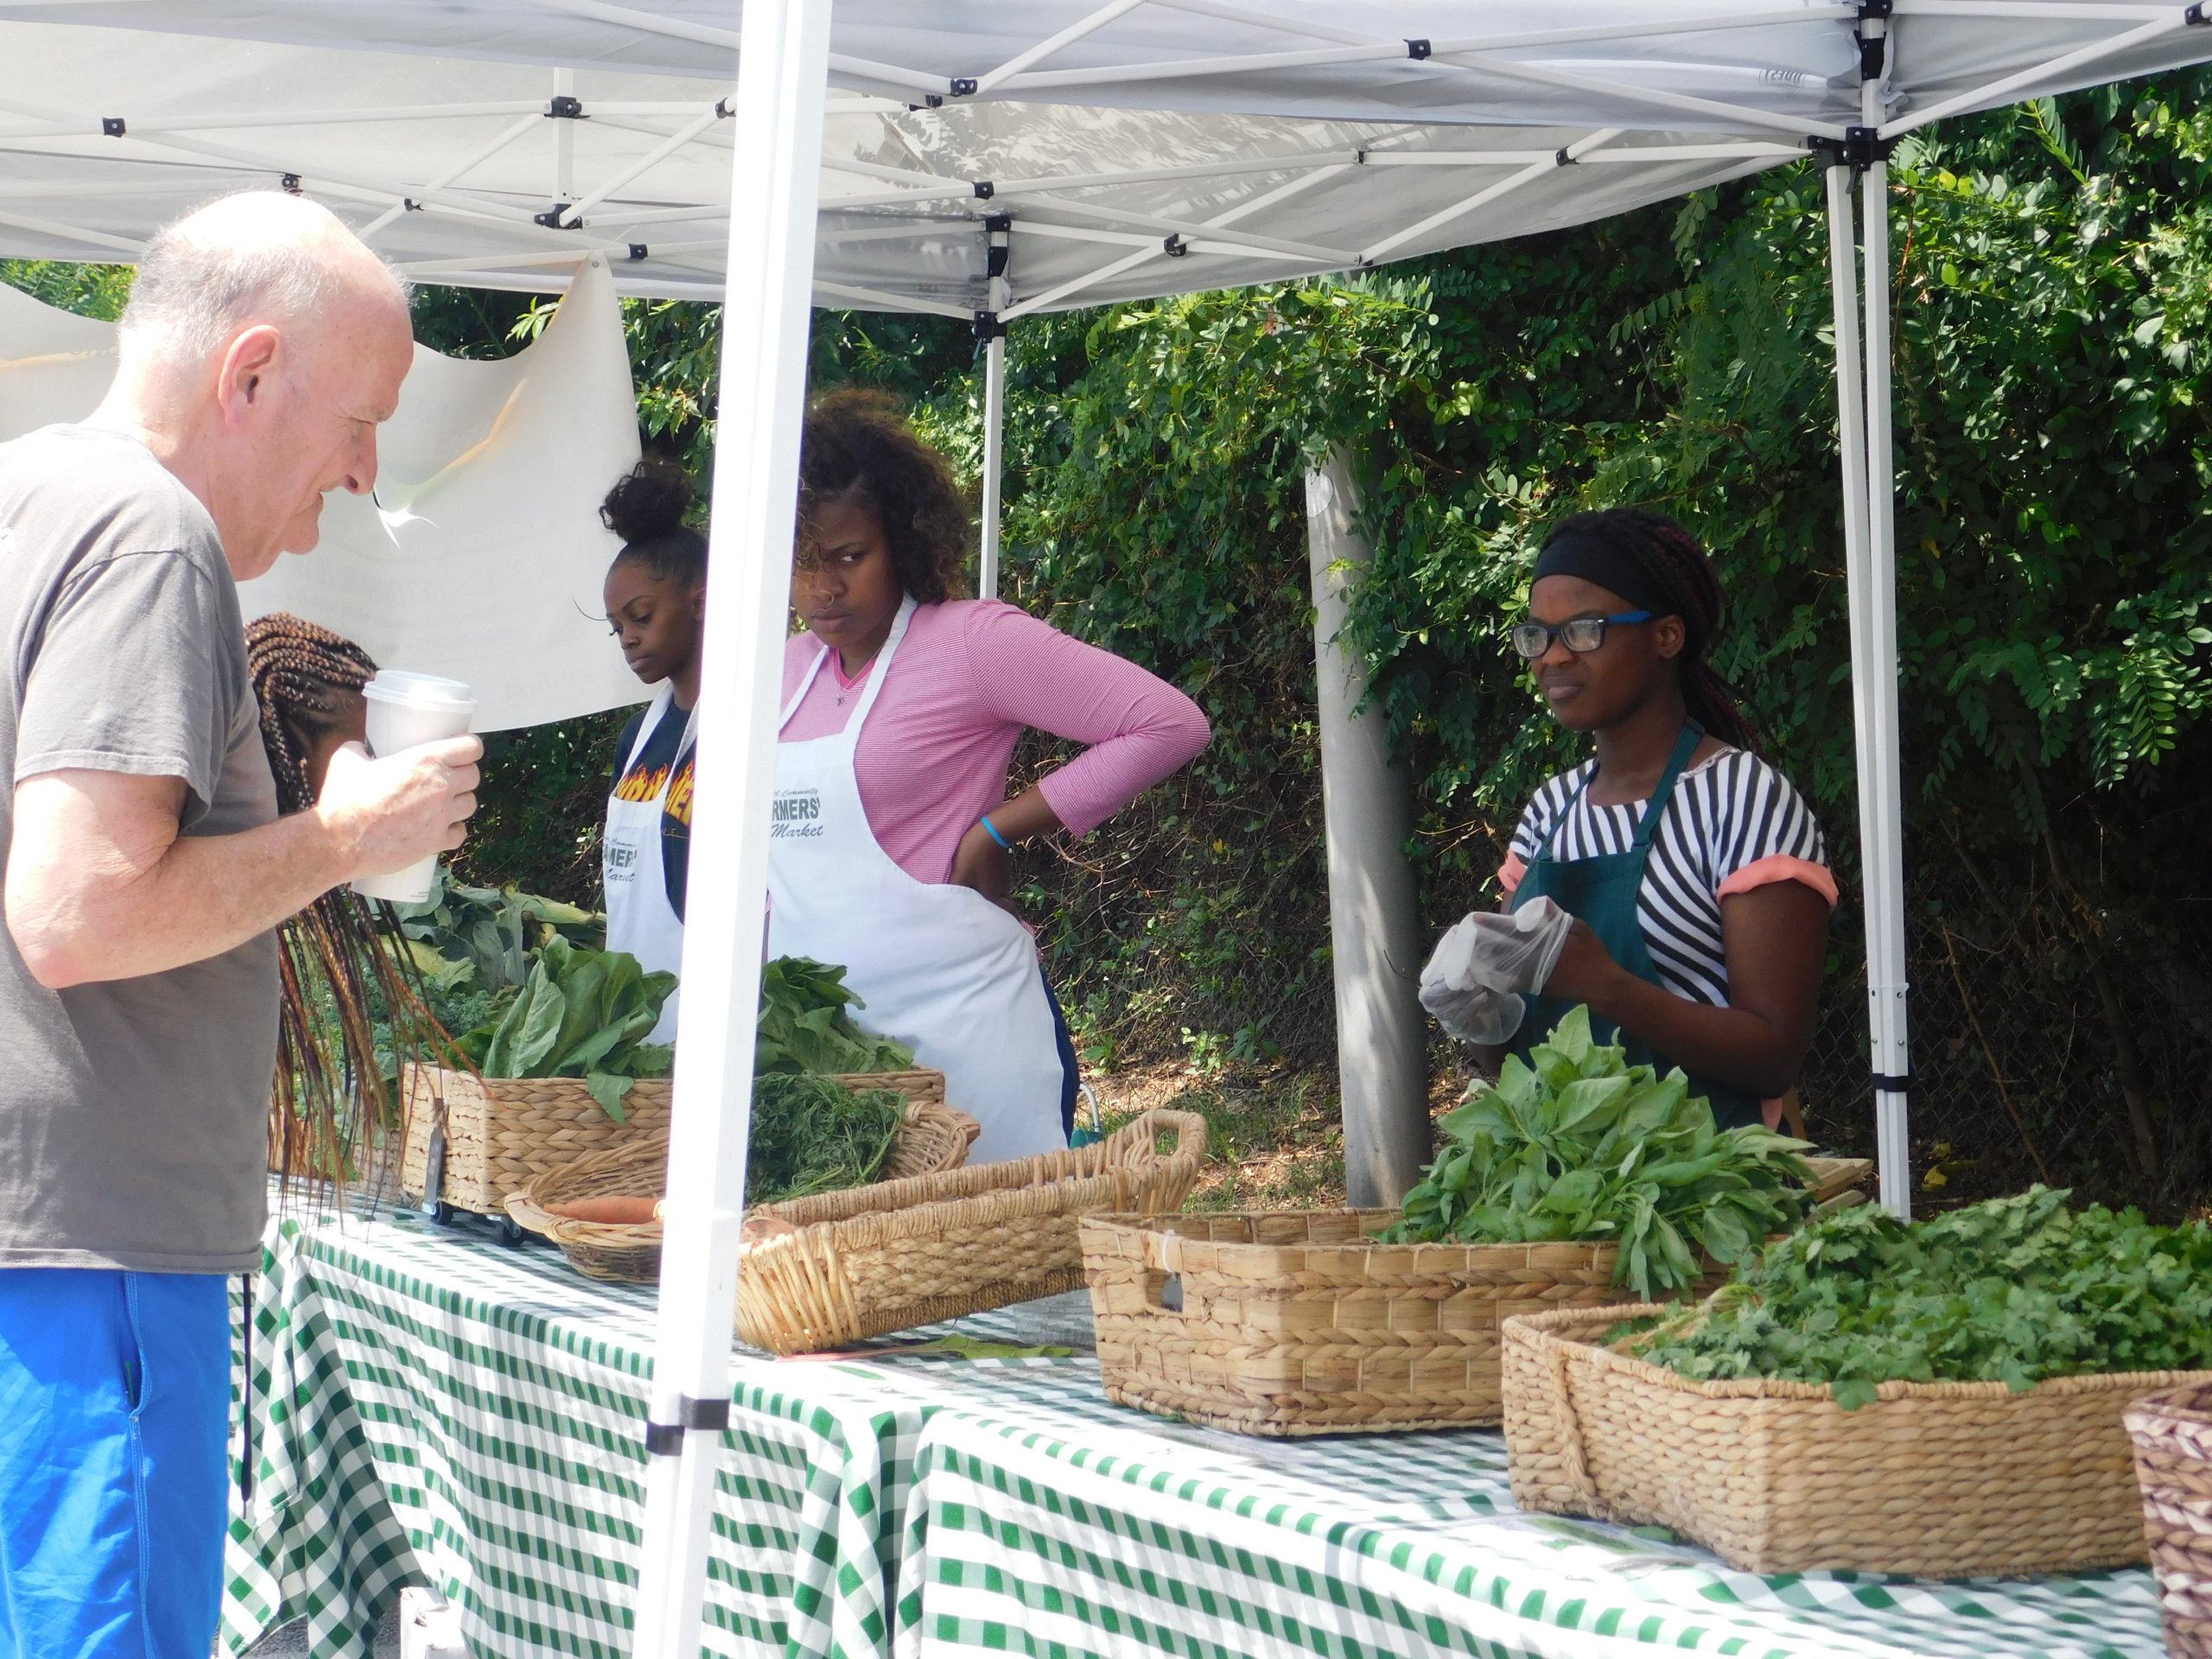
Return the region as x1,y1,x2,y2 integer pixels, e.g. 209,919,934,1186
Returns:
780,599,1211,885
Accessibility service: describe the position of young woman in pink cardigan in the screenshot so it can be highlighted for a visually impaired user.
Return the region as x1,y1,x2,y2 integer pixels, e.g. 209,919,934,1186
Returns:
766,391,1210,1163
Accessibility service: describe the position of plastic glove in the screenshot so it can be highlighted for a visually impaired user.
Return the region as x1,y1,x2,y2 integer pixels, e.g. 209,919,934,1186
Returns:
1416,897,1577,1046
1418,972,1526,1045
1463,896,1573,995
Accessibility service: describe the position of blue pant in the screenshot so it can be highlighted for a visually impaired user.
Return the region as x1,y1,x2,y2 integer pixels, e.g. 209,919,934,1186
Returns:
0,1270,230,1659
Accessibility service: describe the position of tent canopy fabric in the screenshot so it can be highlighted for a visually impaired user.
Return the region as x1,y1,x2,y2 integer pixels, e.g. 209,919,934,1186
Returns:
7,1,2210,135
2,2,2208,314
0,16,1796,313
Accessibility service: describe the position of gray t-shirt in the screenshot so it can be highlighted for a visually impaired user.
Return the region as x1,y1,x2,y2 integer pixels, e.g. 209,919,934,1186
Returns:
0,425,278,1273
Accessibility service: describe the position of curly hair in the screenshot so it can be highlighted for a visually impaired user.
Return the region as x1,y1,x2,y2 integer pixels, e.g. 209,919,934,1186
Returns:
1538,507,1761,752
798,387,969,603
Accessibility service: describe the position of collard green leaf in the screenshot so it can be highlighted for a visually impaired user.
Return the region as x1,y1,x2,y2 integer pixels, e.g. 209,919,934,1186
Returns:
586,1071,633,1123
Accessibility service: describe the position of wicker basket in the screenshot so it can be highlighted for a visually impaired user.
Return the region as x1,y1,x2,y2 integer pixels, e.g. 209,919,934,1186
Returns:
2127,1382,2212,1656
1078,1156,1872,1438
397,1063,946,1218
732,1109,1206,1355
1503,1300,2212,1578
503,1101,982,1281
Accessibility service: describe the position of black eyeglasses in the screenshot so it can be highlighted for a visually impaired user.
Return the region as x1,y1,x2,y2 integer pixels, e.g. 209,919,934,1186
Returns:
1510,610,1653,661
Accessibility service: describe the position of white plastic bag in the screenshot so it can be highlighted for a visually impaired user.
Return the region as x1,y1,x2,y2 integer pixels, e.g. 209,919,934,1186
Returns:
1417,897,1576,1045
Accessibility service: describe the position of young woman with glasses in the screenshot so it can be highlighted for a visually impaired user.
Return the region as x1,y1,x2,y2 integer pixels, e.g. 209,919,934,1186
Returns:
1491,508,1834,1128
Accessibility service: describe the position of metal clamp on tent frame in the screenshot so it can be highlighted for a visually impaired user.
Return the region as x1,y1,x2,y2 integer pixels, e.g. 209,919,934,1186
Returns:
2187,3,2209,25
546,93,585,119
1808,127,1895,169
643,1395,729,1457
1873,1072,1914,1094
972,309,1006,340
983,213,1011,278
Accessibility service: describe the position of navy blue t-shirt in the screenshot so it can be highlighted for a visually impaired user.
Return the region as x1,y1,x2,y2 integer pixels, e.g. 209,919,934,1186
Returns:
609,701,694,919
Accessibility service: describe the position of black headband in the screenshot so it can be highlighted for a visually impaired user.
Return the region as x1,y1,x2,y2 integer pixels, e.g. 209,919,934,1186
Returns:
1532,533,1672,618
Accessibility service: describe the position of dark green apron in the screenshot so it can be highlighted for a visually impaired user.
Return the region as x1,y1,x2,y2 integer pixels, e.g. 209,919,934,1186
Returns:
1510,720,1764,1129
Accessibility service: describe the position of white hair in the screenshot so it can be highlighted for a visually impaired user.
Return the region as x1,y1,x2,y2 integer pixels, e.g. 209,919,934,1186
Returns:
118,191,407,365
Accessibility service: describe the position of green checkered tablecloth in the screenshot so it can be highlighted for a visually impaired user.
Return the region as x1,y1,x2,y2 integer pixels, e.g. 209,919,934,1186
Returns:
887,1388,2171,1659
219,1202,1080,1659
224,1202,2175,1659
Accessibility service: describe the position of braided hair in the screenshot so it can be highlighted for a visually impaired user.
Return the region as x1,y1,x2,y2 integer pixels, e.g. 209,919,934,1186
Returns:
245,613,452,1194
1537,508,1761,751
601,456,707,588
246,613,378,814
798,388,969,603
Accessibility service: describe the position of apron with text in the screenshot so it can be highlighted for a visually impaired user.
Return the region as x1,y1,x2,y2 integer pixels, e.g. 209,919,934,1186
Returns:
1510,720,1763,1129
767,597,1067,1163
602,680,693,1046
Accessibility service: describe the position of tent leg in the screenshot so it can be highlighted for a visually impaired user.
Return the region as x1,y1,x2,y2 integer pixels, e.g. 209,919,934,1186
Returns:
1827,157,1911,1217
1860,156,1913,1215
980,330,1006,599
630,1,830,1653
1305,447,1429,1206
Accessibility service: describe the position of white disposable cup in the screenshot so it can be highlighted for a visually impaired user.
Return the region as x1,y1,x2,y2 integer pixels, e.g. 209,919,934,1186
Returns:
352,671,476,905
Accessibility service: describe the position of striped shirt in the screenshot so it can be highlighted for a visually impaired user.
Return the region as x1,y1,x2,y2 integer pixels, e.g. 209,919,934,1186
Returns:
1499,748,1836,1009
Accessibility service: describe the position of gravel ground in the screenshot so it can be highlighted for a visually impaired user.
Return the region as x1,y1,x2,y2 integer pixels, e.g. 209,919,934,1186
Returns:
238,1609,400,1656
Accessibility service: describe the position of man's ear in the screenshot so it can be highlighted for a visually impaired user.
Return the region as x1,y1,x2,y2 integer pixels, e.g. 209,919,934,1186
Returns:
214,325,283,429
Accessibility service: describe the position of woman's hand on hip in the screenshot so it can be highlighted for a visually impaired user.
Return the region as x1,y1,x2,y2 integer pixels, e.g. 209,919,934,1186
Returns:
950,821,1019,916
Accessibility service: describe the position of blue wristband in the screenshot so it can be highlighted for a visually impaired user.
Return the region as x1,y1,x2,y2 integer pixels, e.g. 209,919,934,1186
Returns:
979,816,1011,851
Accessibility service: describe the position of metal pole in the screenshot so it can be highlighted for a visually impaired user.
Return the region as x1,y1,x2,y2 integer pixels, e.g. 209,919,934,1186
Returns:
978,215,1010,598
630,0,830,1650
1824,159,1908,1215
979,336,1006,597
1860,145,1914,1216
1305,447,1430,1205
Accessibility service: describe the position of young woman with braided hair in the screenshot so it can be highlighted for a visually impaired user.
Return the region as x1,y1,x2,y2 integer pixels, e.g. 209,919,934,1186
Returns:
245,613,442,1184
1489,508,1834,1128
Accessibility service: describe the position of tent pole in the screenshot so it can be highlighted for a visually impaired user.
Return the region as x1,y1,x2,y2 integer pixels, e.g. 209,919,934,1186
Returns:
1860,148,1914,1216
630,0,830,1651
1823,159,1903,1215
1306,446,1430,1206
980,333,1006,597
979,216,1011,599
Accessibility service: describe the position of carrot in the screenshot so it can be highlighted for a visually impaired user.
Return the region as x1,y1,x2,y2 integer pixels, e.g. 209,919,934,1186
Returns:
546,1195,662,1224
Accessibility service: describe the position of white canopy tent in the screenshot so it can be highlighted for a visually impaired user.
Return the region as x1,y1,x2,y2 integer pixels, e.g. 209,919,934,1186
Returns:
9,3,2212,1653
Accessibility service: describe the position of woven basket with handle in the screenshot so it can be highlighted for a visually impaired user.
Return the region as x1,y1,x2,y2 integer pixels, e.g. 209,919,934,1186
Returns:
1503,1300,2212,1578
727,1109,1206,1354
398,1063,945,1219
2126,1381,2212,1657
1079,1156,1870,1438
504,1096,981,1281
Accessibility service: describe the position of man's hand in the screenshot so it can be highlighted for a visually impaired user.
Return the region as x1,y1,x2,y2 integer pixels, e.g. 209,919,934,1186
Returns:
315,736,480,878
7,733,483,989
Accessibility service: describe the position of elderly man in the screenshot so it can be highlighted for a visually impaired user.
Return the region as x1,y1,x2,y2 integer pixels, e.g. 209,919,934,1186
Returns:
0,194,478,1657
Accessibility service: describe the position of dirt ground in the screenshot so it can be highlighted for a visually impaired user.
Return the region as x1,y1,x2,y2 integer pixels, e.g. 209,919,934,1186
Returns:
1084,1053,1467,1211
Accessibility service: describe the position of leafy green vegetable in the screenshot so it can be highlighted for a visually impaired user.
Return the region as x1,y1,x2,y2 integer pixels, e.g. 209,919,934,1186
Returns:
454,937,676,1118
747,1073,906,1205
392,871,603,994
1618,1185,2212,1407
1375,1006,1814,1298
756,957,914,1077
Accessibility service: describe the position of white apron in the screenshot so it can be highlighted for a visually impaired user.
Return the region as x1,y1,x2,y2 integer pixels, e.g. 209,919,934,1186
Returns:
602,681,694,1045
767,599,1067,1164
